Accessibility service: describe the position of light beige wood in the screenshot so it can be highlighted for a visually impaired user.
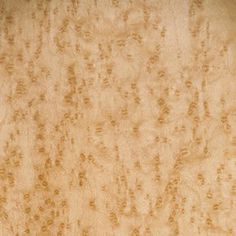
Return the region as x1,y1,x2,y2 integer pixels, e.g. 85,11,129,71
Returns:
0,0,235,235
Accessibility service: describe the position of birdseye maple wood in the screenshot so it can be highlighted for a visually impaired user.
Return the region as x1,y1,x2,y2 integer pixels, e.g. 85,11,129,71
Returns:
0,0,236,235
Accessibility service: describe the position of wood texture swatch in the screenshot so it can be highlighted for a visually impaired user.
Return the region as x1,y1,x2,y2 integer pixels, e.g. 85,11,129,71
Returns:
0,0,236,235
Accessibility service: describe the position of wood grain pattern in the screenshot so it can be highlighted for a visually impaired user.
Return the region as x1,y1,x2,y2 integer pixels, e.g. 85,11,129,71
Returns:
0,0,236,235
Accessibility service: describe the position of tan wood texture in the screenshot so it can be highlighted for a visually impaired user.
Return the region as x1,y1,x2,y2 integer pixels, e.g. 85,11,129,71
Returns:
0,0,236,235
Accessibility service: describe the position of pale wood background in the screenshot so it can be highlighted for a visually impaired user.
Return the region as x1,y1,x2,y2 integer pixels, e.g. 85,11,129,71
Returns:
0,0,235,235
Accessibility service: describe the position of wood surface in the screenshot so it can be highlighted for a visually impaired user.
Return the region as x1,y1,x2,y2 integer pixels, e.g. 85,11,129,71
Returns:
0,0,236,235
